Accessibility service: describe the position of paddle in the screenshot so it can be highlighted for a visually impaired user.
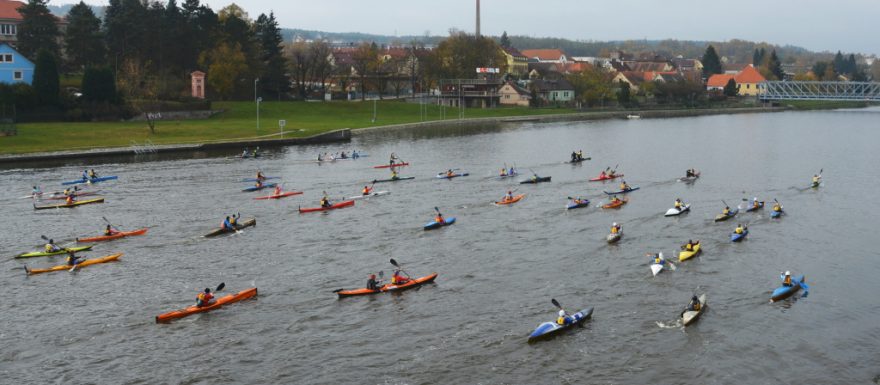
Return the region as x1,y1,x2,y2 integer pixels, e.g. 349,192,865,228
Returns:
102,216,122,232
390,258,412,279
551,298,563,310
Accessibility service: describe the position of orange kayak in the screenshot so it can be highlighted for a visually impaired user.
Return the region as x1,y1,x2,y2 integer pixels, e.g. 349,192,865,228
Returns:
155,288,258,323
494,194,525,205
25,253,122,275
602,199,628,209
77,228,148,243
337,273,438,297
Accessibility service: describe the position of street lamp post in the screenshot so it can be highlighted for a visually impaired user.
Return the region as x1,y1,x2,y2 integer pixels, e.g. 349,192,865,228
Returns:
256,97,262,131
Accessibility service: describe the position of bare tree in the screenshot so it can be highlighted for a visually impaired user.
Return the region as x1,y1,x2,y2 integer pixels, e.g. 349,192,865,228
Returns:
309,40,332,92
285,41,311,99
352,42,376,101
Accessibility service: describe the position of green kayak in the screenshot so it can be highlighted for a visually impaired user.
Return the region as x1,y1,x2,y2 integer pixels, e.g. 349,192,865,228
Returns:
16,245,93,259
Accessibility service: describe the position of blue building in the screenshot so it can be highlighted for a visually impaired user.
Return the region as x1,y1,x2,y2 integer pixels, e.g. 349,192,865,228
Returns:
0,42,33,85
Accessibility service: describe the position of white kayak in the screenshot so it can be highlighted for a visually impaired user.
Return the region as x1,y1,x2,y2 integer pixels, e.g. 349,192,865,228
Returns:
682,294,707,326
665,204,690,217
651,261,675,276
606,232,622,243
347,191,390,200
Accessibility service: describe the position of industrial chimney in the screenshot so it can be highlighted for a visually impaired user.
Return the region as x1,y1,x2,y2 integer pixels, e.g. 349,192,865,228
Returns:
476,0,481,38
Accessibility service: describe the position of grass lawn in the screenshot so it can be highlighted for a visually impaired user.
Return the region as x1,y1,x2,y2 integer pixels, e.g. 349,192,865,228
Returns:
783,100,877,110
1,100,576,155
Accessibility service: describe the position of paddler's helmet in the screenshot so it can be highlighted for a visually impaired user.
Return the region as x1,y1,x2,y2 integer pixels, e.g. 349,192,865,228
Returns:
204,288,211,293
558,310,565,317
692,295,698,301
612,222,618,227
370,274,376,279
785,271,791,276
658,252,664,259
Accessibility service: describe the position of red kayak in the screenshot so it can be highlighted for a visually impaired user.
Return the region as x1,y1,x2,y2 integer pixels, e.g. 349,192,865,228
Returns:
253,191,303,200
336,273,438,297
373,163,409,169
77,228,148,243
589,173,624,182
298,200,355,213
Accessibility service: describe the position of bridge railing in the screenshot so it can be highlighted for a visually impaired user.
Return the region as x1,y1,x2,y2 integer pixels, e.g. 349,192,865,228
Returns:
759,81,880,101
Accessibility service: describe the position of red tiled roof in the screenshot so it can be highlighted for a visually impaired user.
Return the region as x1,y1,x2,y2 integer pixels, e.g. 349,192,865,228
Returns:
706,74,734,88
0,0,25,20
502,46,526,59
521,49,566,61
734,64,766,83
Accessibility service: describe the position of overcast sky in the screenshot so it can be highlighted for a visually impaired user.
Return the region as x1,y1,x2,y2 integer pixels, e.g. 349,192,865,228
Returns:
78,0,878,55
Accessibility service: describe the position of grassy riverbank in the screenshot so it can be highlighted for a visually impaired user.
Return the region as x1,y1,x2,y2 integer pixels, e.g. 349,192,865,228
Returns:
783,100,878,110
2,101,576,155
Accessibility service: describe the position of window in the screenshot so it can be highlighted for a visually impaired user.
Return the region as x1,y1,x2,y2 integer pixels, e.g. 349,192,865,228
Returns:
563,92,569,97
746,84,751,89
0,24,16,35
13,71,22,80
2,54,12,63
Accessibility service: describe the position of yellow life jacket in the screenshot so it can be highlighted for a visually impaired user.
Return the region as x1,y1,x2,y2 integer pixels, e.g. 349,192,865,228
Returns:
686,243,693,251
45,244,54,252
610,226,618,234
692,303,701,311
735,227,743,234
773,204,781,211
557,316,566,325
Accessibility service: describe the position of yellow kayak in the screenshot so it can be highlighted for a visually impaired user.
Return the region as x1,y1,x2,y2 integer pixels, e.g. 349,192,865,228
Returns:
678,243,702,262
25,253,122,275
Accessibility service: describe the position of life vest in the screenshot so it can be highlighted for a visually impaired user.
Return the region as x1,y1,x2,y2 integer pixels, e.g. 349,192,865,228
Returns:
435,216,444,224
686,243,693,251
557,316,567,325
104,229,113,236
675,201,682,208
754,201,760,208
363,187,371,195
67,255,77,265
197,292,214,304
620,183,626,190
773,205,781,211
735,227,743,234
783,276,792,286
723,208,730,215
812,176,819,183
88,171,96,178
45,244,54,252
500,169,507,176
230,217,238,226
66,196,75,204
692,302,701,311
655,257,663,264
610,226,618,234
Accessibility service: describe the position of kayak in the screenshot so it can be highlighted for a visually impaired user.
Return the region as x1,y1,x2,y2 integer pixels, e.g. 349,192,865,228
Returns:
730,229,748,242
241,183,277,192
678,171,701,182
651,262,671,276
17,245,93,259
682,294,707,326
603,187,640,195
348,191,390,201
46,191,101,200
665,204,690,216
424,217,456,230
520,176,551,184
746,201,765,212
606,232,622,243
34,197,105,210
240,177,280,182
811,181,820,188
714,208,738,222
77,228,148,243
25,253,121,275
336,273,438,297
372,176,415,183
498,172,519,179
566,199,590,210
602,199,627,209
589,173,623,182
374,162,409,169
61,175,118,185
528,307,593,342
495,194,525,205
298,200,355,213
253,191,303,200
771,275,804,302
568,157,591,163
678,243,702,262
155,287,258,323
204,218,256,237
436,172,469,179
770,209,784,218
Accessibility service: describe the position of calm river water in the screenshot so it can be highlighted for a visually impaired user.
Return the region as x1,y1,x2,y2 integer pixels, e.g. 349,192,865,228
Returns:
2,108,879,384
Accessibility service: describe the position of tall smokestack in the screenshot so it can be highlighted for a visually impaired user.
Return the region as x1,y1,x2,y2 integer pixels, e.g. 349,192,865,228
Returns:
476,0,481,38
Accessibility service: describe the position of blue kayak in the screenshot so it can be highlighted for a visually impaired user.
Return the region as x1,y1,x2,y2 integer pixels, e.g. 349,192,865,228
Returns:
730,229,749,242
242,183,277,192
771,275,805,302
436,172,469,179
603,187,640,195
424,217,456,230
566,200,590,210
770,209,784,218
61,175,118,185
240,177,280,182
528,307,594,342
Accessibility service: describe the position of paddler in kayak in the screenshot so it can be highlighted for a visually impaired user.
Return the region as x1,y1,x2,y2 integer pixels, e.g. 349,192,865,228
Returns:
87,169,98,179
734,224,746,234
44,239,62,253
252,147,260,157
221,214,239,231
571,197,587,206
389,152,400,166
434,211,446,225
32,185,42,196
812,174,821,186
65,192,77,205
103,224,120,236
255,170,266,182
320,192,332,208
445,169,455,178
272,184,283,196
390,169,400,180
781,271,793,287
557,309,573,325
577,150,584,160
772,201,783,213
366,274,382,291
242,148,250,158
81,170,89,179
685,169,696,178
619,180,630,191
196,288,215,307
651,252,666,266
500,167,508,177
682,239,698,251
254,179,264,189
752,197,761,209
362,185,373,196
66,250,83,267
502,190,514,202
570,151,578,162
610,195,622,205
674,198,684,210
391,269,411,285
686,295,702,312
722,206,731,216
610,222,621,235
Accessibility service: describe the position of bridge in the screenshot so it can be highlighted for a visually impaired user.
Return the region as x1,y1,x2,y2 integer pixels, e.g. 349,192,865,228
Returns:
759,81,880,101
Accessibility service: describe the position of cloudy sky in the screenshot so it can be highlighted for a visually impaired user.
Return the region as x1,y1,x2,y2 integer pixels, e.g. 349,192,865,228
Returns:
79,0,878,55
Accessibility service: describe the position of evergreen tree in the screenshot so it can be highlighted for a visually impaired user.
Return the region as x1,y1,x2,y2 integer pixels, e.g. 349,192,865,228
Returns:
64,1,105,71
81,66,117,103
832,51,845,74
812,61,829,80
616,79,630,106
32,49,60,105
767,50,784,80
723,78,738,97
701,45,722,77
104,0,149,62
752,48,766,66
500,31,511,49
845,54,857,75
15,0,60,59
254,12,289,100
